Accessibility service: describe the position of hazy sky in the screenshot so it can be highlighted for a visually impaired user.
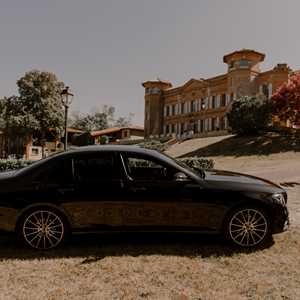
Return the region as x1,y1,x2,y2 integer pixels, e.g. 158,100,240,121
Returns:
0,0,299,125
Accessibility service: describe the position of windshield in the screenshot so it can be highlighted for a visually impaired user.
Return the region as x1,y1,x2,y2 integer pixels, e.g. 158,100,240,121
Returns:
158,152,206,179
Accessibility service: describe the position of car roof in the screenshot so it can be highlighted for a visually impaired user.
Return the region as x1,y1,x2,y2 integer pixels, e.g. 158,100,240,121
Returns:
60,144,162,158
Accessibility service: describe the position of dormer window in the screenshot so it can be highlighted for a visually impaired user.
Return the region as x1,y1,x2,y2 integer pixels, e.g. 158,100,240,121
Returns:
239,59,250,68
229,61,235,69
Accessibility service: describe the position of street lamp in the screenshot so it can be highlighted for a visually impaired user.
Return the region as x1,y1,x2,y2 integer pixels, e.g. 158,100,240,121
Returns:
60,86,74,151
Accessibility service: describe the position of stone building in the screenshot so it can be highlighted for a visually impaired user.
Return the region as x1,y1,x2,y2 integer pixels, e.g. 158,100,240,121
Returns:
142,49,293,138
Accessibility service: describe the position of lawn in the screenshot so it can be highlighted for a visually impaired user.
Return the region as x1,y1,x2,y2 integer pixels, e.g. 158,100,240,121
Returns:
0,228,299,299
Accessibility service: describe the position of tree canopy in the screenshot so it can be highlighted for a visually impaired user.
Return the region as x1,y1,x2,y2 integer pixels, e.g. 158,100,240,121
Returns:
16,70,65,138
272,73,300,125
227,95,272,135
70,106,133,132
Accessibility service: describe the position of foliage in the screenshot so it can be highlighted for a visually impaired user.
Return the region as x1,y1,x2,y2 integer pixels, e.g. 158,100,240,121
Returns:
272,73,300,124
114,113,134,128
0,156,214,172
72,133,94,146
138,140,170,152
178,157,214,170
227,95,272,135
71,106,115,132
16,70,65,140
0,159,33,172
99,135,109,144
70,107,133,132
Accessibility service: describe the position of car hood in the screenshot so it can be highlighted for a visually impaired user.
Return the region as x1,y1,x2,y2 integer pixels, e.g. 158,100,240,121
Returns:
202,169,283,193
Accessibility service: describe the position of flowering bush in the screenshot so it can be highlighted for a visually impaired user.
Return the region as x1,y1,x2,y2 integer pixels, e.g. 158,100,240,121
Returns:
272,73,300,125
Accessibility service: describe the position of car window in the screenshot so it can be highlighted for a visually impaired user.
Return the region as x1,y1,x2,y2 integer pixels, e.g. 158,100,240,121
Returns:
37,158,73,185
73,152,119,183
124,154,174,180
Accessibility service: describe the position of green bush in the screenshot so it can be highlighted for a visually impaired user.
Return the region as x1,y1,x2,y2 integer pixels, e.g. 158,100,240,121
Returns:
139,140,169,152
227,95,272,135
178,157,214,170
0,159,33,172
0,156,214,173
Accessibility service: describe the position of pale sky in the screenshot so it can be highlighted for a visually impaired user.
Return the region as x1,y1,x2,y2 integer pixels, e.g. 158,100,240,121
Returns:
0,0,299,125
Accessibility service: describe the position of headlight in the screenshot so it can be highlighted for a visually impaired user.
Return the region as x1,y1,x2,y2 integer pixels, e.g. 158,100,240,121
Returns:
272,193,287,206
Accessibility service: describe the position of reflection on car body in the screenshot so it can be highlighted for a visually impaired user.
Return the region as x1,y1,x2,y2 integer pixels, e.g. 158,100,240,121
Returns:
0,145,289,250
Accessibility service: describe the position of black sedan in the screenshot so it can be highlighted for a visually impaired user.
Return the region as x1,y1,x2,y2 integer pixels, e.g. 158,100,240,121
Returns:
0,145,289,250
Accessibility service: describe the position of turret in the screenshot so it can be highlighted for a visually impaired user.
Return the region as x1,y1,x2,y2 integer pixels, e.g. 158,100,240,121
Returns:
224,49,265,98
142,80,172,138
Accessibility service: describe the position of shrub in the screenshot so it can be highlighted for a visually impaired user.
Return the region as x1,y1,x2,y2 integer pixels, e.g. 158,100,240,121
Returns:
139,140,169,152
178,157,214,170
0,156,214,173
0,159,33,172
227,95,272,135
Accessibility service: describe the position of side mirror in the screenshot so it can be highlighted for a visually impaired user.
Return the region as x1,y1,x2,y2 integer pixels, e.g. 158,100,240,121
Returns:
173,172,189,182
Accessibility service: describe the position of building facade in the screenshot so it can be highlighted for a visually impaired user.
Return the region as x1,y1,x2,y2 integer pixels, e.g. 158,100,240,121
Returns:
142,49,293,138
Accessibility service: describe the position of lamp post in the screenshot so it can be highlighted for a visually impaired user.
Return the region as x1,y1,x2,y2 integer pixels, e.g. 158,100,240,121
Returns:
60,86,74,151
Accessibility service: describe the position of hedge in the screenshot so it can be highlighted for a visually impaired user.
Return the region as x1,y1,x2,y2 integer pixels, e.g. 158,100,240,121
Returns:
0,159,34,172
178,157,214,170
0,156,214,173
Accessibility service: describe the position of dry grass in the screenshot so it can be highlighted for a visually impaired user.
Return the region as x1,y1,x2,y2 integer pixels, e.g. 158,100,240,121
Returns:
0,228,299,300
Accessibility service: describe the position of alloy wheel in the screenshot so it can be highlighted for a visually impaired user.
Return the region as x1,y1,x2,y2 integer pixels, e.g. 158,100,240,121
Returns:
229,208,268,247
22,210,65,249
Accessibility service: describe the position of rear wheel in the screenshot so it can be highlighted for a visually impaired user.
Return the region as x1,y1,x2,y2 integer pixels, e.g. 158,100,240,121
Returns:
224,206,270,247
18,208,68,250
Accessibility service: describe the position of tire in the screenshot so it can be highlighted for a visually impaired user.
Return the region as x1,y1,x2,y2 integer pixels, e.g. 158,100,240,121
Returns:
17,207,69,250
223,206,271,248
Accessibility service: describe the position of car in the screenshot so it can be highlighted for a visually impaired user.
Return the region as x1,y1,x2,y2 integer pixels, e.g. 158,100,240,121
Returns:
0,145,289,250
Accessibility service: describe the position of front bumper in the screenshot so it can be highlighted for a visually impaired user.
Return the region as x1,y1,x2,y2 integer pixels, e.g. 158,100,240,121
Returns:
272,205,289,234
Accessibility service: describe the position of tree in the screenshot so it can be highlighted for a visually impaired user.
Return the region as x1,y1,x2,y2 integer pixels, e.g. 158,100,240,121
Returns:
114,112,134,128
272,73,300,125
71,106,115,132
16,70,65,156
227,95,272,135
71,106,133,131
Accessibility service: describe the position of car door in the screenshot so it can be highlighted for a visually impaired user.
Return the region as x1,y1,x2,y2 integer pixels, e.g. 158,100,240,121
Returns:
61,151,125,230
120,152,225,231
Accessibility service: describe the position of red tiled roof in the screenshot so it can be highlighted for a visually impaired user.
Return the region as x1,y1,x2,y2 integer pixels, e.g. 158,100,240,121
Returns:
91,126,144,137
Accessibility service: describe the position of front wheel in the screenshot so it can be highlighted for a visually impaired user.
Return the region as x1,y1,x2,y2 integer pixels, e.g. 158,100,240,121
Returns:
224,206,270,247
17,208,68,250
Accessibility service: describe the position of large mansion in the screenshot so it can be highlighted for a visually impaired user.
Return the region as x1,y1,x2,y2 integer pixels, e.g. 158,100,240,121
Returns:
142,49,294,138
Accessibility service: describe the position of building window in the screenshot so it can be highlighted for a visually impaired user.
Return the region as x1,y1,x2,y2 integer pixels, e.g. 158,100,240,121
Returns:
172,104,176,116
171,124,175,133
200,99,205,110
219,117,225,130
212,96,216,109
200,120,204,133
181,103,185,114
193,122,198,133
211,118,217,131
229,61,235,69
262,84,269,99
191,100,197,113
239,59,250,68
221,94,226,106
166,106,170,116
230,93,234,102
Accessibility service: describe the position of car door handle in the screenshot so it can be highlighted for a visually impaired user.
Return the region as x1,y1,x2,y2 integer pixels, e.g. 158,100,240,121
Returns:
132,187,147,192
58,187,74,194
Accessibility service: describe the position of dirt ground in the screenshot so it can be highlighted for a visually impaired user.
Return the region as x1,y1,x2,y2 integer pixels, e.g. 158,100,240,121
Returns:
0,145,299,299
